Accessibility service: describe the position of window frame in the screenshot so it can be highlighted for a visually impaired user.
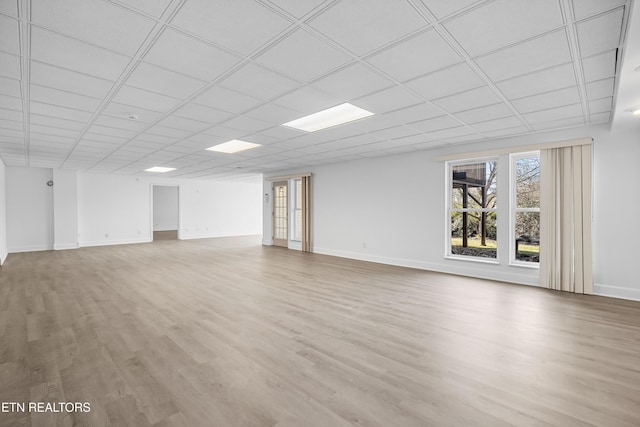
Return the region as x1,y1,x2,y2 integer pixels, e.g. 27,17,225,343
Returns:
445,156,500,264
291,178,303,242
509,151,540,268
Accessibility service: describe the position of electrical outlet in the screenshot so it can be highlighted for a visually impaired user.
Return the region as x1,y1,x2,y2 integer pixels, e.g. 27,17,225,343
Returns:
362,242,367,248
105,233,109,238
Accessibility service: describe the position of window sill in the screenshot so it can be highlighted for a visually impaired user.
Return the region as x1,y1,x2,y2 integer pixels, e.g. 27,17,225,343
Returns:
445,255,500,265
509,262,540,269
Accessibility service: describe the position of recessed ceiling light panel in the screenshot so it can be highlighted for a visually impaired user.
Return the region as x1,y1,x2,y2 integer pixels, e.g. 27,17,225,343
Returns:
145,166,176,173
282,103,374,132
206,140,262,154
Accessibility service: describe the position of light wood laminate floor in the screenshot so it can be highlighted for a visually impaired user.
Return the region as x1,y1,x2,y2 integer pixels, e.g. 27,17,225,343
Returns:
1,236,639,426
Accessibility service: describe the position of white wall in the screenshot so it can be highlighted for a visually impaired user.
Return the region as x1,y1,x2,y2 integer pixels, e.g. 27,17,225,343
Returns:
153,186,179,231
77,173,262,246
179,179,262,239
264,123,640,301
53,169,79,249
0,158,7,264
6,166,54,252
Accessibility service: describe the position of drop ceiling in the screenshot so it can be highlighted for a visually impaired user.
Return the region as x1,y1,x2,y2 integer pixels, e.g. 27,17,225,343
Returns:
0,0,632,181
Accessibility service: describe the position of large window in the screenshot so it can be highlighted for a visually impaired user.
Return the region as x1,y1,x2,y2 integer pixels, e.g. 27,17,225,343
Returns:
512,153,540,264
448,159,498,259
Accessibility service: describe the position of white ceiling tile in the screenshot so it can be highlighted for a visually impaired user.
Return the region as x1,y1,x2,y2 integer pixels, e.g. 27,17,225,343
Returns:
511,86,581,114
144,28,241,81
112,85,181,113
102,102,164,123
409,115,461,132
381,102,444,124
31,27,130,81
0,107,23,122
311,63,393,100
174,103,234,125
365,29,461,82
368,125,420,142
145,125,191,139
444,0,563,56
220,63,301,100
29,114,85,131
126,62,206,100
576,8,624,57
30,84,100,112
0,118,22,131
586,78,615,100
268,0,325,18
87,124,137,139
0,15,19,55
523,103,584,124
0,0,17,16
454,102,514,124
354,85,423,114
244,103,301,124
421,0,481,19
590,111,611,123
273,86,341,115
0,51,21,80
309,0,426,55
582,50,617,82
0,76,21,98
83,132,127,144
405,63,483,100
497,63,577,99
93,115,147,132
202,125,245,139
589,97,613,113
158,115,211,133
30,61,114,99
472,116,523,132
194,86,263,114
531,116,585,131
0,128,23,138
29,124,79,138
30,132,75,145
0,94,21,111
256,125,304,140
172,0,291,55
222,116,272,134
481,125,529,139
475,30,571,82
255,29,351,82
422,125,477,141
434,86,502,113
30,101,93,122
114,0,172,17
31,0,155,55
573,0,626,20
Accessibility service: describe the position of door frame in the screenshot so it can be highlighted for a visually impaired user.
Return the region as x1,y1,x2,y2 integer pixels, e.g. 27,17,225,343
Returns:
272,181,288,247
150,184,181,241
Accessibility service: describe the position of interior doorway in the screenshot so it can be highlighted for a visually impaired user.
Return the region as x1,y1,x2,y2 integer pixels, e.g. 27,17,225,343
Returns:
272,181,288,247
152,185,179,241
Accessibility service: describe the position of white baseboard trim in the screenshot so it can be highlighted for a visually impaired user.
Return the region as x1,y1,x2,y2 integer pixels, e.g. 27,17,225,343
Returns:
79,238,150,248
8,244,54,253
313,247,539,287
0,249,7,265
262,239,273,246
593,283,640,302
54,243,79,250
180,231,260,240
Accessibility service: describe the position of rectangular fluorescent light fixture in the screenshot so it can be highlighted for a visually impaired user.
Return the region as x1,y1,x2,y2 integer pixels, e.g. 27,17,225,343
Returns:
282,103,374,132
206,139,262,154
145,166,176,173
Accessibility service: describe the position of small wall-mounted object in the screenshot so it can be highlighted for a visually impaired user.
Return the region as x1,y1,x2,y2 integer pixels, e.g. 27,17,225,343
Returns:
264,193,269,203
46,180,54,187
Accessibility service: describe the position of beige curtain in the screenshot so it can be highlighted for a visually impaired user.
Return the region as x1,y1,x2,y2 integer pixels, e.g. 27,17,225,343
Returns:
301,175,312,253
539,145,592,293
